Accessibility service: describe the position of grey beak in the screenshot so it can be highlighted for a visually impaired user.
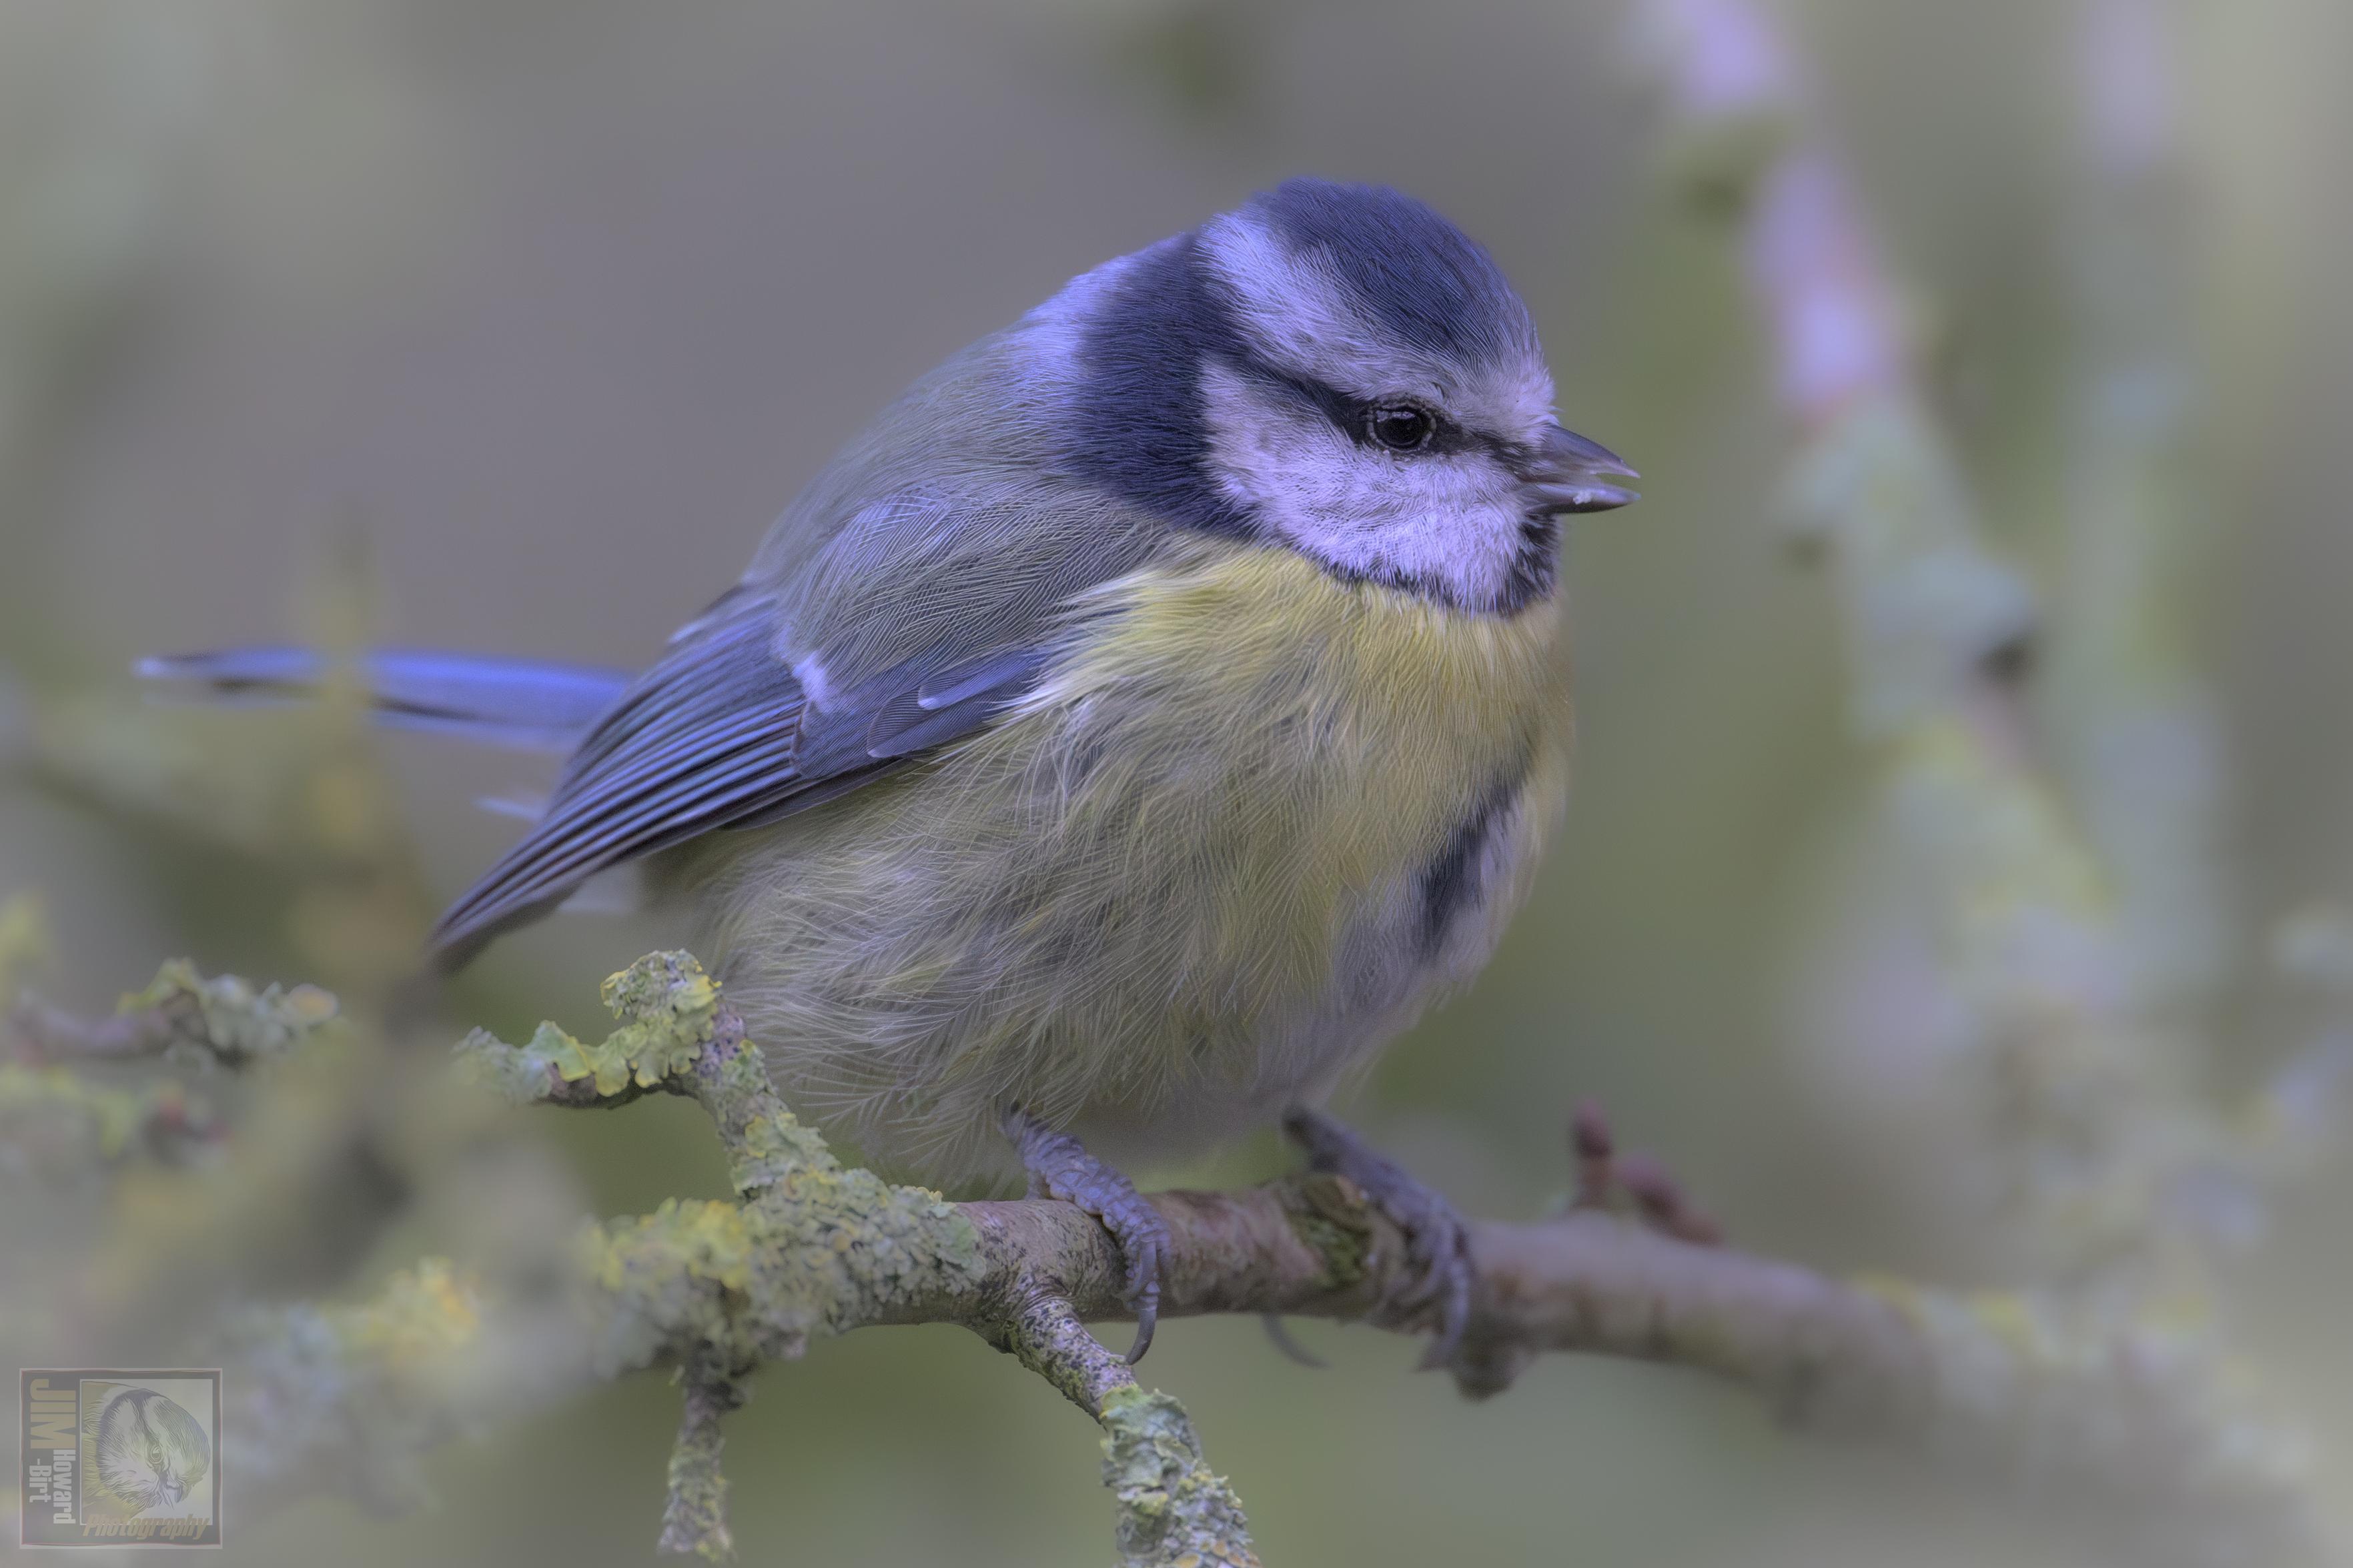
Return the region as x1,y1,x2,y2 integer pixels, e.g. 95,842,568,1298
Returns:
1519,423,1639,514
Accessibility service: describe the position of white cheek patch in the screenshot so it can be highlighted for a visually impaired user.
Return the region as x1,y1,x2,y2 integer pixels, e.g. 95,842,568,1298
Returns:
1197,214,1559,441
1199,361,1532,609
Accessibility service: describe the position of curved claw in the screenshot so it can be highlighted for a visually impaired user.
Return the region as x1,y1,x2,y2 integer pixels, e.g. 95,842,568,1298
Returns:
1001,1104,1171,1365
1282,1106,1477,1371
1120,1222,1165,1364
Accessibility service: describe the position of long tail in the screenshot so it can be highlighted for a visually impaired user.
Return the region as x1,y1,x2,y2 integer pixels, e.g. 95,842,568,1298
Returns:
137,646,631,753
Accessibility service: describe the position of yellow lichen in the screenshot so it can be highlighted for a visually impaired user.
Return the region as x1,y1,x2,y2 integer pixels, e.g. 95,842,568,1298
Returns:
456,951,720,1099
1100,1387,1259,1568
332,1260,484,1369
119,958,342,1068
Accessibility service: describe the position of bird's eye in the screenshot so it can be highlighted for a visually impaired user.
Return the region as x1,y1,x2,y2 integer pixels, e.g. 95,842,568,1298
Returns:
1366,405,1435,452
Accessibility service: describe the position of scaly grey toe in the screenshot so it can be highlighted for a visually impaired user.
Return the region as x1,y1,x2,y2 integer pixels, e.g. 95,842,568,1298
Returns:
1000,1105,1171,1363
1282,1106,1474,1371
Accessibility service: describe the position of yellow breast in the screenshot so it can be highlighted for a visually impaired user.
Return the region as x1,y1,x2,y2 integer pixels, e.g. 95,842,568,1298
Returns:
1014,537,1567,982
702,536,1570,1179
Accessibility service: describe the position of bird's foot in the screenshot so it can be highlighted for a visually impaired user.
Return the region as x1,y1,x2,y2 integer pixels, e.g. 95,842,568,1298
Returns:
1564,1098,1722,1245
1000,1105,1171,1364
1281,1106,1472,1371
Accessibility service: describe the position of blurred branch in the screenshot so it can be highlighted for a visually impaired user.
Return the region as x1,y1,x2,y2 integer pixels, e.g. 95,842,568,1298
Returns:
0,890,49,1006
1638,0,2316,1282
2048,0,2232,1006
9,539,434,1002
11,958,340,1066
0,7,214,672
1636,0,2344,1561
16,948,2331,1564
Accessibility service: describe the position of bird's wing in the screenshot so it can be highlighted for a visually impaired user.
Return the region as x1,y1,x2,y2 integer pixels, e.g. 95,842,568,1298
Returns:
427,484,1165,968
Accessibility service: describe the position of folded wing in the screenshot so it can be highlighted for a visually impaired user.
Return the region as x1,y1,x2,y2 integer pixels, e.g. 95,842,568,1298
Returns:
426,590,1054,968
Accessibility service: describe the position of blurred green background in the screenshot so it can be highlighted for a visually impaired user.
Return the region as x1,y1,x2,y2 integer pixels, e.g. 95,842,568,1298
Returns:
4,0,2351,1563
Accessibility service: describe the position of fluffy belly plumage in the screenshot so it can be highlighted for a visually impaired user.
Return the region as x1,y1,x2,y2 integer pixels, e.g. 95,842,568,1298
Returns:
681,542,1570,1184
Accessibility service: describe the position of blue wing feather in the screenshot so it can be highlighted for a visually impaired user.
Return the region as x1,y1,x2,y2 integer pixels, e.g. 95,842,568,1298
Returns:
138,646,629,752
427,600,813,964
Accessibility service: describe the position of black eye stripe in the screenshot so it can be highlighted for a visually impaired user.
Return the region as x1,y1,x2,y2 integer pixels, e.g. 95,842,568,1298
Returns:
1220,352,1503,458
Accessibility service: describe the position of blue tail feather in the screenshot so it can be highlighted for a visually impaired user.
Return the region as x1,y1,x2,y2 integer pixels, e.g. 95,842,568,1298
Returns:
137,646,630,753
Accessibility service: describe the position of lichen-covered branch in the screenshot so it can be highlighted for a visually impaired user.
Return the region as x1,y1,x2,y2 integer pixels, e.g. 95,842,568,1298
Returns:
11,958,342,1067
659,1371,747,1560
5,926,2335,1563
139,951,2309,1565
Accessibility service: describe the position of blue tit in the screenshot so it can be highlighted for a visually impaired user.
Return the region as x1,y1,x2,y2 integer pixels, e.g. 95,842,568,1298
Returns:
145,178,1636,1362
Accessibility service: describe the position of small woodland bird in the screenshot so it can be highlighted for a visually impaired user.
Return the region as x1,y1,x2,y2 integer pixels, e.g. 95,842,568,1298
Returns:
145,179,1636,1363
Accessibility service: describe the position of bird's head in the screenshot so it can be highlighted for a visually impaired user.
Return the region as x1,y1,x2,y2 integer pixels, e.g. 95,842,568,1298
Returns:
1060,177,1634,614
92,1387,209,1515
